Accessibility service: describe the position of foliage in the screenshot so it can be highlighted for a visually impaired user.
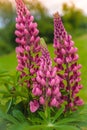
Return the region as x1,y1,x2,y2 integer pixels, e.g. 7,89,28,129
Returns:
24,0,48,17
62,2,87,38
0,0,16,55
36,17,53,43
0,39,13,56
62,2,84,29
0,0,15,27
0,0,87,129
0,71,87,130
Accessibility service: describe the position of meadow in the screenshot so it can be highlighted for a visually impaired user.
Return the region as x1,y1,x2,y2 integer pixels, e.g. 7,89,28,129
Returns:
0,34,87,102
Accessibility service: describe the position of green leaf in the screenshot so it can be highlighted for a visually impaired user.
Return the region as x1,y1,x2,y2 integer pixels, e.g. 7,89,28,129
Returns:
0,98,13,114
0,90,9,95
45,106,50,120
9,123,81,130
38,111,47,122
52,106,64,123
0,109,18,124
28,117,42,124
6,98,13,113
56,117,79,125
12,109,26,123
9,123,47,130
76,121,87,127
55,105,87,128
54,125,81,130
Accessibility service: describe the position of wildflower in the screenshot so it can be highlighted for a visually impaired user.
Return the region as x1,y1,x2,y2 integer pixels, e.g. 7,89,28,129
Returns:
15,0,41,87
30,100,39,113
53,12,84,110
30,41,62,112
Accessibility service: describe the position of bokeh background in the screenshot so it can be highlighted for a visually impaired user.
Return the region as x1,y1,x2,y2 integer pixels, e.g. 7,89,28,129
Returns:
0,0,87,102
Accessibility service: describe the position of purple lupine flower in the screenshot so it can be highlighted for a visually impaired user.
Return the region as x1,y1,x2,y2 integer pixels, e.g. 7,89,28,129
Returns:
30,43,62,112
15,0,41,87
53,12,84,111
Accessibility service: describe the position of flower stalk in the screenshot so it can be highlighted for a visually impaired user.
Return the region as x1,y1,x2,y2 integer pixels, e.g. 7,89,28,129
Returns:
15,0,41,88
30,40,62,112
53,12,84,111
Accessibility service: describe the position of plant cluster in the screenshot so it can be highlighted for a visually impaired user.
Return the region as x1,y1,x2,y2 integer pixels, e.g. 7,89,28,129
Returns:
0,0,87,130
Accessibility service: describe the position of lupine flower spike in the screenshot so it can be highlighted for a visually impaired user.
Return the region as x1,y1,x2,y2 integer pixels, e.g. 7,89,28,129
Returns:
15,0,41,87
53,12,84,111
30,39,62,112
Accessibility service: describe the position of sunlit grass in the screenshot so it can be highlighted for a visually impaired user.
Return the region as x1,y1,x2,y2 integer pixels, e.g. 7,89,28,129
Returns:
0,52,17,72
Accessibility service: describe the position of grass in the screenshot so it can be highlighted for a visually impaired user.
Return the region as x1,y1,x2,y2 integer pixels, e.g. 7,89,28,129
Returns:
0,52,17,72
74,34,87,102
0,34,87,102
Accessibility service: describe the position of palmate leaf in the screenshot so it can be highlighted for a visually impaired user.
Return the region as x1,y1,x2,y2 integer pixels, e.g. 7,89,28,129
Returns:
0,90,10,95
9,123,81,130
9,123,46,130
38,111,48,124
75,121,87,127
6,98,13,113
55,104,87,128
0,109,18,125
28,117,42,124
38,111,46,120
0,99,13,119
55,117,80,125
12,109,26,123
44,105,51,121
52,106,64,123
54,125,81,130
0,109,28,130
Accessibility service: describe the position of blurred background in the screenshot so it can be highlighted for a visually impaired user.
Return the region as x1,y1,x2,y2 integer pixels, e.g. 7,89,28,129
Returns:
0,0,87,101
0,0,87,55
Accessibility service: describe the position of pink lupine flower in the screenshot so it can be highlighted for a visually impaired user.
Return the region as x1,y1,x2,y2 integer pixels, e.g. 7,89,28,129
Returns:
53,12,84,111
39,96,45,105
32,87,42,96
46,71,51,78
15,0,41,87
51,67,57,77
50,79,55,86
41,78,46,86
53,87,59,95
30,100,39,113
69,102,74,108
46,88,52,96
74,97,84,106
50,98,59,107
30,43,62,112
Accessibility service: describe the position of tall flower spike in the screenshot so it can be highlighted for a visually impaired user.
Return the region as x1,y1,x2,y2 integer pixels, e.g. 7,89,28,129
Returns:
53,12,84,111
15,0,41,87
30,39,62,112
